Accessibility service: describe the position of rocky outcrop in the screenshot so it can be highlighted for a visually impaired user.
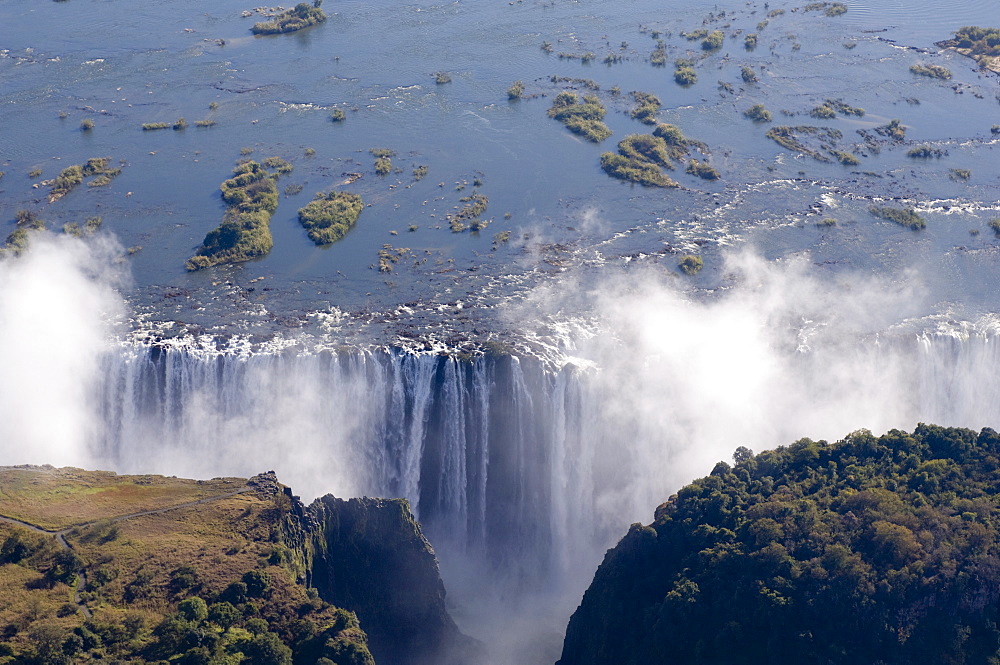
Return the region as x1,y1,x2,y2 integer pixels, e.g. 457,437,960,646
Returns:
308,495,482,665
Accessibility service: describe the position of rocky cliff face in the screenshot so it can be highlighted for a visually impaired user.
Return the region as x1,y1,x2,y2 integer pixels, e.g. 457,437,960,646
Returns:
307,495,482,665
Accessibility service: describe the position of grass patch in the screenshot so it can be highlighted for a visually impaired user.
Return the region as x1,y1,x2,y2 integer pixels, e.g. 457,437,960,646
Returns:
251,3,326,35
874,118,906,140
547,91,612,142
187,161,278,270
678,255,703,275
630,91,661,125
829,150,860,165
870,205,926,230
674,65,697,85
765,126,842,161
685,159,720,180
297,191,364,245
744,104,772,122
906,145,946,158
910,63,952,79
447,193,489,233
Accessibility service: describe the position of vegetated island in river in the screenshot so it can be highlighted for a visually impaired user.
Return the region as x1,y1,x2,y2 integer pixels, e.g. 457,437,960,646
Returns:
251,2,327,35
559,424,1000,665
938,26,1000,75
0,467,479,665
187,159,285,271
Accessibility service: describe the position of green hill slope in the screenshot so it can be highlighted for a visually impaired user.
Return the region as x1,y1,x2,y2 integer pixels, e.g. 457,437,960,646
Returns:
558,424,1000,665
0,467,473,665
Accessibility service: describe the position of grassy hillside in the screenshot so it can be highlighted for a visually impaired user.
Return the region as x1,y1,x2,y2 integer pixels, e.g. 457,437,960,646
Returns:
0,467,373,665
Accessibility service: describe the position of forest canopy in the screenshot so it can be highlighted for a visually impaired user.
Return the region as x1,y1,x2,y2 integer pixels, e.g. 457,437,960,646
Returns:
559,424,1000,665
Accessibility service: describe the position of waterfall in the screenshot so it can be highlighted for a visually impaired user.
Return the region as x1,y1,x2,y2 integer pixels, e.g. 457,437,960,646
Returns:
84,326,1000,598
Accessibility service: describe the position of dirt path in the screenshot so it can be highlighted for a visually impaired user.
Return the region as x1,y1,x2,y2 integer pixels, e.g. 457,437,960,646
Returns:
0,486,252,618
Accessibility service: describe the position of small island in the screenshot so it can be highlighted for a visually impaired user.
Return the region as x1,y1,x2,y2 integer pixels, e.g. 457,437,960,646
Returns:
938,26,1000,74
251,2,326,36
298,190,364,245
186,160,279,270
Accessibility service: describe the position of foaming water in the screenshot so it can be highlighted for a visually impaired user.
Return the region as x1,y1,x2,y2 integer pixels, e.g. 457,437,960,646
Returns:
18,252,991,664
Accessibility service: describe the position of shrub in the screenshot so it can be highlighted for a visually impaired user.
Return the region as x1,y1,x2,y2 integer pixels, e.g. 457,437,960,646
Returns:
434,71,452,84
685,159,719,180
142,122,170,131
870,205,926,230
675,66,697,85
374,157,392,175
80,118,94,131
829,150,860,165
251,3,326,34
600,153,677,188
701,30,724,50
678,255,703,274
298,191,364,245
618,134,673,168
809,104,836,119
745,33,758,50
910,63,952,79
330,109,346,122
172,117,187,130
744,104,772,122
906,145,946,158
507,80,524,100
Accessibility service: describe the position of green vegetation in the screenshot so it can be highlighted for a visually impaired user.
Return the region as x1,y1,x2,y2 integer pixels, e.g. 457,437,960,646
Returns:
412,165,428,180
187,161,279,270
875,118,906,140
953,26,1000,54
701,30,724,51
674,64,697,85
685,159,719,180
809,104,836,119
0,468,376,665
330,109,346,122
630,92,661,125
745,33,758,50
949,168,972,180
907,145,946,158
507,80,524,100
297,191,364,245
678,254,703,274
910,63,952,79
369,149,395,176
448,193,489,232
617,134,674,169
870,205,926,230
825,98,865,116
251,2,326,35
744,104,772,122
650,44,667,66
765,126,843,161
560,424,1000,665
79,118,94,131
817,217,837,226
829,150,860,165
741,66,758,83
598,127,700,188
142,122,170,131
262,156,294,175
768,8,786,17
27,168,42,178
172,117,187,130
434,71,452,84
547,92,613,142
49,165,84,202
681,29,709,41
990,219,1000,236
15,210,44,230
600,153,677,188
804,1,848,16
194,119,216,128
